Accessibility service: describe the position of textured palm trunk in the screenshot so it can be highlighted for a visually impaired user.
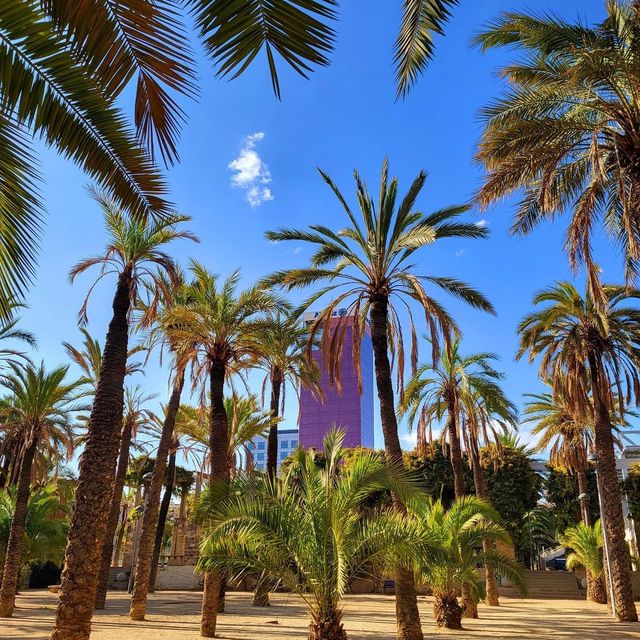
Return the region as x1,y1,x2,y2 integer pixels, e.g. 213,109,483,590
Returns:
0,438,37,617
446,405,465,499
51,269,132,640
587,570,607,604
433,593,463,629
577,470,591,527
470,447,499,607
253,369,282,608
200,359,230,637
148,450,176,592
587,352,638,622
369,295,423,640
130,368,185,620
95,416,134,609
309,606,347,640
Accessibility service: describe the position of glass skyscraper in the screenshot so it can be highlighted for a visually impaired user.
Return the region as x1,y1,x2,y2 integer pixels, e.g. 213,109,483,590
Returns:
299,310,374,449
246,428,299,472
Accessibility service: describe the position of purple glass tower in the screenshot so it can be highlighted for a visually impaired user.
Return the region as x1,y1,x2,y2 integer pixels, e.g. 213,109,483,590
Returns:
299,310,374,449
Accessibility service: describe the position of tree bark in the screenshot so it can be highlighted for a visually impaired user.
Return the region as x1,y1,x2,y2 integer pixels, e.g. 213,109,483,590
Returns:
587,570,608,604
0,438,37,617
148,449,176,592
253,369,282,608
587,352,638,622
446,405,465,499
309,607,347,640
51,268,132,640
95,416,134,609
369,294,423,640
433,593,463,629
470,448,500,607
200,359,230,636
130,368,184,620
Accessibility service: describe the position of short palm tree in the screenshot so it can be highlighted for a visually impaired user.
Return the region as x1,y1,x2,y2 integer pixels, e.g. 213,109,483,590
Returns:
265,159,493,640
474,1,640,294
410,496,526,630
158,264,284,635
517,281,640,621
0,362,84,617
198,430,424,640
560,520,607,605
52,196,195,636
400,342,517,610
0,485,70,579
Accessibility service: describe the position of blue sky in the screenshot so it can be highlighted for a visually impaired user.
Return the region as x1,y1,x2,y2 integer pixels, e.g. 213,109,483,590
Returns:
26,0,618,457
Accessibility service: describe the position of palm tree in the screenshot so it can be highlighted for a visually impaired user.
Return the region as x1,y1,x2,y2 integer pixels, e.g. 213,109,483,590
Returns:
198,430,423,640
51,197,195,638
474,2,640,295
0,362,84,617
94,385,155,609
409,496,526,629
400,342,517,610
524,390,594,526
517,282,639,621
0,485,70,582
158,265,284,636
265,159,493,640
560,520,607,605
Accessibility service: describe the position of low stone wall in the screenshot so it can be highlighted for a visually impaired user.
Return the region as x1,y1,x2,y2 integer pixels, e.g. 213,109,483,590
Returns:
155,565,203,591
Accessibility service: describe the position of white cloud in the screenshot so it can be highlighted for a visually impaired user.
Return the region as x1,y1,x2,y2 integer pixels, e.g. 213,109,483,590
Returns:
293,246,303,255
475,219,488,228
455,249,466,257
400,431,417,448
228,132,274,207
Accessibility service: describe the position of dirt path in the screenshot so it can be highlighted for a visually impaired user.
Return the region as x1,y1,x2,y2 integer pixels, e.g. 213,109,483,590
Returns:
1,590,637,639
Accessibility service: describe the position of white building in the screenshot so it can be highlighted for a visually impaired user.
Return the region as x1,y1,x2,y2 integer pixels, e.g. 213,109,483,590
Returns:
246,428,299,472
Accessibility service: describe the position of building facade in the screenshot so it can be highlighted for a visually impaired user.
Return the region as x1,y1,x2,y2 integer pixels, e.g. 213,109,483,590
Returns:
298,310,374,450
246,428,299,472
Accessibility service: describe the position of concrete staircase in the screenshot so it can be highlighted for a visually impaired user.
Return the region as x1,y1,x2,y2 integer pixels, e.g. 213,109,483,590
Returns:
498,570,583,600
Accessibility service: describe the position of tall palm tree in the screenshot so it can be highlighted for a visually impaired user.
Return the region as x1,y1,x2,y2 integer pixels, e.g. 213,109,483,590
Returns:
128,272,201,620
560,520,607,605
400,342,517,610
523,390,594,526
0,362,84,617
517,282,640,621
474,1,640,295
409,496,526,630
265,159,493,640
198,430,425,640
51,197,195,639
94,385,155,609
158,265,284,636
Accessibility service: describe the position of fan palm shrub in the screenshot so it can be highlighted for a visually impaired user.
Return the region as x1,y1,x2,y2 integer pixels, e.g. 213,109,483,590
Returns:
198,430,426,640
265,159,493,640
560,520,607,605
517,282,639,621
0,362,84,617
409,496,526,629
53,196,195,636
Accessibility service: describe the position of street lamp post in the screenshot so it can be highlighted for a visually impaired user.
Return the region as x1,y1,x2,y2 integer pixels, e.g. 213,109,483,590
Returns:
587,452,616,620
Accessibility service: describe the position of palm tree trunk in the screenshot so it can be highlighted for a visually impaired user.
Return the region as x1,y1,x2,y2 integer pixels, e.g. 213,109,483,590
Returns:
130,367,185,620
200,359,230,637
447,407,465,499
587,571,607,604
0,438,37,617
587,352,638,622
577,470,591,526
148,449,176,592
433,593,463,629
253,369,282,608
51,268,132,640
95,416,134,609
370,294,423,640
309,606,347,640
470,447,499,607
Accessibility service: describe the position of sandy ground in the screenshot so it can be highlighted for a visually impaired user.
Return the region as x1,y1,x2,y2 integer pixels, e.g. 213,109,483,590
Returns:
1,590,638,640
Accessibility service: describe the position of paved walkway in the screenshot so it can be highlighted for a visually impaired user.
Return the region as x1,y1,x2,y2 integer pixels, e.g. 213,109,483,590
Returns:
1,590,637,639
